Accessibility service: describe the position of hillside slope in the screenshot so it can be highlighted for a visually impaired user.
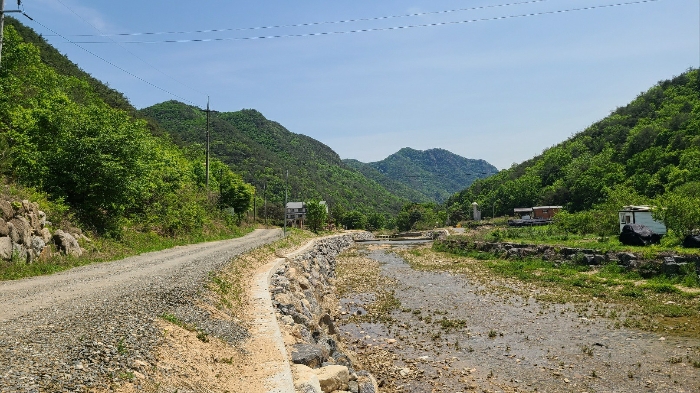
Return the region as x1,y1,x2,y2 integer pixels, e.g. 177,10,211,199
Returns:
448,69,700,221
139,101,409,215
346,148,497,203
5,16,134,113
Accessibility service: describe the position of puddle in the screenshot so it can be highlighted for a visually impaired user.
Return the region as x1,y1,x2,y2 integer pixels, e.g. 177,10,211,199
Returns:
337,245,700,393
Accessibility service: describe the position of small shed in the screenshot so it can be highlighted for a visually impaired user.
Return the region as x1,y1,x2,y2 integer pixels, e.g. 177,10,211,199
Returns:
513,207,533,219
532,206,562,220
618,206,666,235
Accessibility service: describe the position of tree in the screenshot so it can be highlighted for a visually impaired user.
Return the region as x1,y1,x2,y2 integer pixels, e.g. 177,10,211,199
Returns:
653,183,700,237
342,210,366,230
218,169,254,219
306,200,327,233
366,212,385,231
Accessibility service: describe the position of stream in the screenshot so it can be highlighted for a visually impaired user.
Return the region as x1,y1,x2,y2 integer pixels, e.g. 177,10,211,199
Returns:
337,243,700,393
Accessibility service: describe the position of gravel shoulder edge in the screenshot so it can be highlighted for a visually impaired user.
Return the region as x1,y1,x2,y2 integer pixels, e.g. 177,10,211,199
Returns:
248,234,349,392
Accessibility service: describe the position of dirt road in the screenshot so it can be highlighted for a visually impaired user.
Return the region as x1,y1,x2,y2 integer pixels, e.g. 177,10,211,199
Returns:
0,229,282,392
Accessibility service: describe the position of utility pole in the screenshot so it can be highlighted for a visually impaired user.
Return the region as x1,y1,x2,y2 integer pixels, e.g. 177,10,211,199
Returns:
0,0,6,69
1,1,28,69
263,182,267,228
205,97,210,189
283,170,288,237
253,187,256,222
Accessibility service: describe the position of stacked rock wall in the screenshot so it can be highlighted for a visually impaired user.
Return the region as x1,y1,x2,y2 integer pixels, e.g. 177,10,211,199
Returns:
0,199,86,263
270,233,379,393
437,238,700,276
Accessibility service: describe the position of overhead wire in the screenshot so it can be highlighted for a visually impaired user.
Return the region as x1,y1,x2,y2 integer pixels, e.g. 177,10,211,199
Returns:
71,0,662,45
28,17,198,106
53,0,207,99
63,0,554,38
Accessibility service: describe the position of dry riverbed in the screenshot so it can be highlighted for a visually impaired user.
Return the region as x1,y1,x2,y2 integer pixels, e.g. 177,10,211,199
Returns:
335,243,700,393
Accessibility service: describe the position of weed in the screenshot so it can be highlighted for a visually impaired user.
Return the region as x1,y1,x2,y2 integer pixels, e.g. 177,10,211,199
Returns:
117,338,128,355
668,357,682,364
196,331,210,343
488,329,497,338
582,345,594,356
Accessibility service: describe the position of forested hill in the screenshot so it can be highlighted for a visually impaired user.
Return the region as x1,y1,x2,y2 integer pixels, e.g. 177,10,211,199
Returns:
139,101,409,215
448,69,700,222
5,17,134,113
345,148,497,203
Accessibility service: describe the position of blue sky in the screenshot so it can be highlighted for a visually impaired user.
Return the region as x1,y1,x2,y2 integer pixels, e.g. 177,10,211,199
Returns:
16,0,700,169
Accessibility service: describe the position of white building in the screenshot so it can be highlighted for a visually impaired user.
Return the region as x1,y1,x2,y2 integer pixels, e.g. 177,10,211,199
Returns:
618,205,666,234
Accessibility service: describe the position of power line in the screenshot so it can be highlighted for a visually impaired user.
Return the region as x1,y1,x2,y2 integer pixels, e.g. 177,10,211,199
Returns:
72,0,662,45
54,0,206,98
28,17,197,105
62,0,554,38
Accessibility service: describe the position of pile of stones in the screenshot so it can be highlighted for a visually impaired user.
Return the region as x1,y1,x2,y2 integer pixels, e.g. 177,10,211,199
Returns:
0,199,87,263
270,234,379,393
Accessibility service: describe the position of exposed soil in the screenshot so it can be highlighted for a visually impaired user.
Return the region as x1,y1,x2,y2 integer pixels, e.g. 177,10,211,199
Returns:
336,243,700,393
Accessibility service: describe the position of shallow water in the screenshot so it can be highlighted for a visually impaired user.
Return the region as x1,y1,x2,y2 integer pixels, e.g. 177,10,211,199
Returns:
338,246,700,393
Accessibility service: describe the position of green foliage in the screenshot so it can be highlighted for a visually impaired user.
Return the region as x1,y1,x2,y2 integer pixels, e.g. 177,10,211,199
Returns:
139,101,409,217
447,69,700,229
0,24,253,236
652,182,700,237
344,148,497,203
305,200,327,232
342,210,367,230
365,212,386,231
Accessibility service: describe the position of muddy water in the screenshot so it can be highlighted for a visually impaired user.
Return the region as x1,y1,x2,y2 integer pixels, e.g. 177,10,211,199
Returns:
338,246,700,393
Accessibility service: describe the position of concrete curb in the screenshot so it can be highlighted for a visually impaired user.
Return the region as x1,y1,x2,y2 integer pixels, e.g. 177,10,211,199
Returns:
251,233,351,392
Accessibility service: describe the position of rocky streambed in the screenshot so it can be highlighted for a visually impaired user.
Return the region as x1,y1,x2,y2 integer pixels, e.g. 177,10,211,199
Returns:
335,243,700,393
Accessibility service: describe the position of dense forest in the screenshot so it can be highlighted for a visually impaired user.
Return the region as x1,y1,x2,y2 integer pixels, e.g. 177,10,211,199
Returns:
448,69,700,238
139,101,411,217
0,22,253,236
345,148,497,203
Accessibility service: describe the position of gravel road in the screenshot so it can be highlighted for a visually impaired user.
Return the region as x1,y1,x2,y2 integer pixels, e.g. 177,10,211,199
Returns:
0,228,282,393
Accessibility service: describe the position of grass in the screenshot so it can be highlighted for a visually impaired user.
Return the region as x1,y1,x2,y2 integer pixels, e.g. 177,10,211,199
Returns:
0,224,255,281
483,225,700,256
401,244,700,338
208,228,316,314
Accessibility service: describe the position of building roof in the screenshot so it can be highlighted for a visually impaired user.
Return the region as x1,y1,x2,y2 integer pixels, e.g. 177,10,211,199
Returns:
532,206,563,210
513,208,533,213
620,205,654,212
286,202,304,209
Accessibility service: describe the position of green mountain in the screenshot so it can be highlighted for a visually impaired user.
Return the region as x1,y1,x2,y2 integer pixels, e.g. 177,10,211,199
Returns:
139,101,409,215
448,69,700,222
345,148,497,203
5,17,134,113
0,21,252,236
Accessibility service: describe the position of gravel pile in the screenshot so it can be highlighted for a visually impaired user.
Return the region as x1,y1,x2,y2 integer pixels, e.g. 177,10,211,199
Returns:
0,229,282,392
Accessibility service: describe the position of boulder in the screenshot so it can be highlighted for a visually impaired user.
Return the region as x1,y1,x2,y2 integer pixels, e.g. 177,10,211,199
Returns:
39,228,52,244
356,371,379,393
319,313,338,335
313,365,349,393
0,236,12,260
291,343,326,368
53,229,83,257
9,217,31,245
683,235,700,248
292,364,322,393
619,224,661,246
0,219,8,237
0,201,13,220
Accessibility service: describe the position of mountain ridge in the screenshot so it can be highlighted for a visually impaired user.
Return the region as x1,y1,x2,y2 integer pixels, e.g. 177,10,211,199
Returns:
344,147,498,203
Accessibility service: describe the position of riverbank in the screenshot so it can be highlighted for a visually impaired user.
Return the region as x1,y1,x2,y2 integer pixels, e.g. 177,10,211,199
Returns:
335,242,700,393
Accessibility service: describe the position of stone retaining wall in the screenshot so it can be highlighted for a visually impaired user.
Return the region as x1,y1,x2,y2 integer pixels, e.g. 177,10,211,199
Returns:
270,233,379,393
437,238,700,277
0,199,87,263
